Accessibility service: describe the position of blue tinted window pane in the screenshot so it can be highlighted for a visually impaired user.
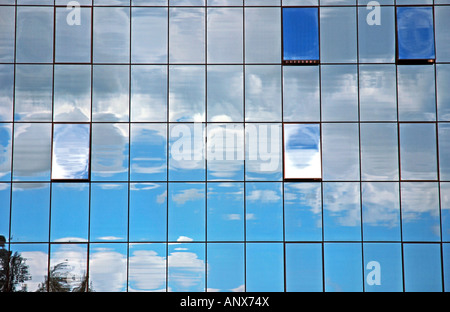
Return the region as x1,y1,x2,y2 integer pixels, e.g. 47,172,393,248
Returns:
442,183,450,242
363,243,403,292
444,244,450,292
0,183,10,241
0,7,15,63
89,243,127,292
128,243,166,292
435,7,450,62
246,243,284,292
0,124,12,181
437,65,450,121
12,243,48,292
168,243,205,292
282,8,319,62
396,7,435,61
207,243,244,292
439,124,450,180
0,65,14,122
403,244,442,292
286,243,322,292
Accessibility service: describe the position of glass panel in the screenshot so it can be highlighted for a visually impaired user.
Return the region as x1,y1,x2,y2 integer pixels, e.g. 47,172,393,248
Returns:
90,183,128,242
170,0,205,5
321,65,358,122
10,243,48,292
169,8,205,64
283,124,321,180
358,6,395,63
169,123,205,181
18,0,55,3
50,183,89,243
49,244,88,292
168,243,205,292
282,7,319,62
132,0,166,4
208,0,242,4
320,7,357,63
396,7,435,61
14,65,53,122
442,183,450,242
399,123,437,180
11,183,50,242
363,243,403,292
0,124,12,181
283,0,318,4
245,123,282,181
323,182,361,241
246,243,284,292
324,243,363,292
16,7,53,63
169,65,205,122
284,183,322,241
207,65,243,122
52,124,90,181
359,65,397,121
55,7,91,63
130,123,167,181
207,243,244,292
129,183,167,242
54,65,91,122
0,183,10,241
283,66,320,122
435,7,450,62
207,183,244,241
168,183,205,242
440,124,450,180
93,7,130,63
362,182,401,241
444,244,450,292
437,65,450,121
91,124,129,181
0,6,14,63
245,8,281,63
403,244,442,292
245,65,281,122
0,65,13,122
94,0,130,4
398,65,436,121
360,123,398,181
246,0,280,4
131,8,167,64
13,123,51,181
401,182,440,242
57,0,92,4
128,243,166,292
246,182,283,241
207,8,243,64
89,243,127,292
93,65,129,122
286,243,322,292
322,123,359,181
131,65,167,122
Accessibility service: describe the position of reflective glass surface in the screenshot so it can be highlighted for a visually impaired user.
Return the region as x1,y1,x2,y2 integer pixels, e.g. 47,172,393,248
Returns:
440,124,450,180
285,244,322,292
0,7,15,63
89,243,127,292
0,184,10,239
0,124,12,181
0,65,13,122
437,64,450,121
10,244,48,292
207,243,244,292
435,6,450,62
442,183,450,242
246,243,284,292
168,243,205,292
128,243,166,292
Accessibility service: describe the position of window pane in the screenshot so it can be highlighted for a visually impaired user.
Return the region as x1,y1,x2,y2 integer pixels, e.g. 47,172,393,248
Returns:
400,123,437,180
284,183,322,241
55,7,91,63
169,8,205,63
442,183,450,242
282,7,319,63
168,243,205,292
324,243,363,292
128,243,166,292
168,183,205,242
11,183,50,242
283,0,318,4
207,183,244,241
286,243,322,292
89,243,127,292
94,0,129,4
208,0,242,4
133,0,167,4
444,244,450,292
129,183,167,242
403,244,442,292
207,8,243,64
437,64,450,121
246,0,280,4
401,182,440,242
15,65,53,122
16,7,53,63
440,124,450,180
283,124,321,180
207,243,244,292
90,183,128,242
435,6,450,62
131,8,167,64
363,243,403,292
0,124,12,181
246,182,283,241
130,124,167,181
50,183,89,242
0,183,10,240
52,124,90,181
323,182,361,241
246,243,284,292
0,6,14,63
245,8,281,63
54,65,91,122
170,0,205,5
362,182,401,241
360,123,398,181
0,65,13,122
11,244,48,292
396,7,435,61
93,7,130,63
283,66,320,122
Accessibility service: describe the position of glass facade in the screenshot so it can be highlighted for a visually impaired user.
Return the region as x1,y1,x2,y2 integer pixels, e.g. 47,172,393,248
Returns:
0,0,449,293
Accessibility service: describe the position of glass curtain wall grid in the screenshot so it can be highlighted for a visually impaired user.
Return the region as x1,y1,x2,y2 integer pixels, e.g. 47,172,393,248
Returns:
0,0,449,292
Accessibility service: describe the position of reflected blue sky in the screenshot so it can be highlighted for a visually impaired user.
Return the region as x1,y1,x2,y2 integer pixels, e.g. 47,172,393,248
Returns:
286,243,322,292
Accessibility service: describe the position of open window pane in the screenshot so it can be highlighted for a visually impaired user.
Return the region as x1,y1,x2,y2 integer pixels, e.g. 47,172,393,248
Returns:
52,124,90,181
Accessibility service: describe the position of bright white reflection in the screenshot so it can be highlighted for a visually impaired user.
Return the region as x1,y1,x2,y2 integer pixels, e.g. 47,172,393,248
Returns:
52,124,90,180
283,124,321,180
